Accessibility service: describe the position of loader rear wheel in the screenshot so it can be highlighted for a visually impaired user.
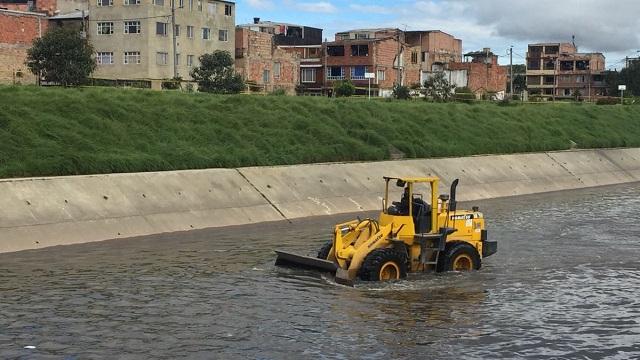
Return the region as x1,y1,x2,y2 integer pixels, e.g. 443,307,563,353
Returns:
358,248,407,282
439,242,481,272
317,241,333,260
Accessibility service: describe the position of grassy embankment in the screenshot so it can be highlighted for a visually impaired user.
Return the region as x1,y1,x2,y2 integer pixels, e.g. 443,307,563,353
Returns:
1,85,639,178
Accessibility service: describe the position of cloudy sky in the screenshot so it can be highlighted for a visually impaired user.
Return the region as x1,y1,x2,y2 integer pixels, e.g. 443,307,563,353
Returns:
236,0,640,69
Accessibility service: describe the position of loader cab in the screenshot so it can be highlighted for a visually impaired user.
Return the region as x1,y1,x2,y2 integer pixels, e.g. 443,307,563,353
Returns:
381,177,440,236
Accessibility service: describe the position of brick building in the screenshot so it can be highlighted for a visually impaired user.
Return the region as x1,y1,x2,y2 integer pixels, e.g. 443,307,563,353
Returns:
526,42,607,100
325,28,461,96
236,19,323,95
448,48,507,97
0,9,47,84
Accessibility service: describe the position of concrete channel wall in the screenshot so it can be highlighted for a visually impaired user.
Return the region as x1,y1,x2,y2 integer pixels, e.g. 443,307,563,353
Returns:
1,148,639,253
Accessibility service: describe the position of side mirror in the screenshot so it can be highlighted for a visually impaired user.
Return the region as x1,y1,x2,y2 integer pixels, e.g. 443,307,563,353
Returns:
396,179,406,187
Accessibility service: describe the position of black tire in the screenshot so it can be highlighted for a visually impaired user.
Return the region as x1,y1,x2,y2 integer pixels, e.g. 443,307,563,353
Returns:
438,242,481,272
317,241,333,260
358,248,408,282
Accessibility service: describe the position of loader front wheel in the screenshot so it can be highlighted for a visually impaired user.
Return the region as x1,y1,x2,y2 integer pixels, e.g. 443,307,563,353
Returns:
317,241,333,260
359,248,408,282
439,242,481,272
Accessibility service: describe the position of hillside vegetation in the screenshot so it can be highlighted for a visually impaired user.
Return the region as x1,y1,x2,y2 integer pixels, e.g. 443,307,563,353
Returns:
1,85,639,178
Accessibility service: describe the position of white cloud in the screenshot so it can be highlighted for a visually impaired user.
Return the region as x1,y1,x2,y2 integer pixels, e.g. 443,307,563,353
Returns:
295,1,337,13
449,0,640,53
245,0,275,10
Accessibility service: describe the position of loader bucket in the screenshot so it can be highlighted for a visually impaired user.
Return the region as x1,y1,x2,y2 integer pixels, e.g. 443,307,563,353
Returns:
274,250,338,273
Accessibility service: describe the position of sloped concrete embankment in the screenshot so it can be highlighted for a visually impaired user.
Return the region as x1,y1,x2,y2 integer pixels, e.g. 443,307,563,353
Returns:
1,148,639,253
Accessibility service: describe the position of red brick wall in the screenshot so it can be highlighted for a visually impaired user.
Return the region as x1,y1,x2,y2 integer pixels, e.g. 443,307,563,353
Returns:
235,28,299,94
0,0,57,15
449,62,507,94
0,11,46,84
0,10,46,45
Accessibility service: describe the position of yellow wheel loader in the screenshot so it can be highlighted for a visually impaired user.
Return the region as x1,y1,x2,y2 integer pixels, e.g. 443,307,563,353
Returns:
275,177,497,286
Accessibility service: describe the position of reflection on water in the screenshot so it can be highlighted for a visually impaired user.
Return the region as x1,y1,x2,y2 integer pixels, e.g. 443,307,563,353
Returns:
1,183,640,359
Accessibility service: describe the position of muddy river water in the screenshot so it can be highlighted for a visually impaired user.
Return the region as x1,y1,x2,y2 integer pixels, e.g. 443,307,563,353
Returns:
1,183,639,359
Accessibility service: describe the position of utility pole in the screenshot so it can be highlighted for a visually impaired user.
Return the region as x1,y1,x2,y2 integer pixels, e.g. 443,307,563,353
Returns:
509,45,513,99
396,28,401,87
171,0,178,78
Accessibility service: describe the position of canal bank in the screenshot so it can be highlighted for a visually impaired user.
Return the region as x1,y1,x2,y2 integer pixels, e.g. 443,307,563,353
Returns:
1,147,639,253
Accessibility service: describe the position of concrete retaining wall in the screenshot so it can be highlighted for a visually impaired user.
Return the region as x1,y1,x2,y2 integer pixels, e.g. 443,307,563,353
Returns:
2,148,639,253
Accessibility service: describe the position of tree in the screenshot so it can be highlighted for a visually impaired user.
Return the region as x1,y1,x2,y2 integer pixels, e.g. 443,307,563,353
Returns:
334,79,355,97
507,64,527,94
422,72,455,102
392,84,411,100
607,62,640,96
26,27,96,86
190,50,244,94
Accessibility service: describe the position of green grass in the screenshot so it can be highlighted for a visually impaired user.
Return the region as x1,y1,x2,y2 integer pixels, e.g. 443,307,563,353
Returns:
1,85,640,178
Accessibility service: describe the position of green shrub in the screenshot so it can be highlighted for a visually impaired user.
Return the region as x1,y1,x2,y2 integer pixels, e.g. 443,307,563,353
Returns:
271,88,287,96
334,79,355,97
596,97,619,105
392,85,411,100
161,76,182,90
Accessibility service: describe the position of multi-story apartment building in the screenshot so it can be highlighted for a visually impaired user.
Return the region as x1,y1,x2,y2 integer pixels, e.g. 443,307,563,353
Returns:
235,18,323,94
325,28,461,96
526,42,607,99
89,0,235,88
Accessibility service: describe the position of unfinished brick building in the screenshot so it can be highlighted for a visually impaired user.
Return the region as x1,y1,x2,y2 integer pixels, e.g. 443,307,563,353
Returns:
526,42,607,100
448,49,507,97
236,19,323,94
325,28,461,96
0,9,48,84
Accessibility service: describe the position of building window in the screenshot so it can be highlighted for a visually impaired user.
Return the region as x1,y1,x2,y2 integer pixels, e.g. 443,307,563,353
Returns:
156,52,169,65
411,51,418,64
97,0,113,6
207,1,216,14
576,75,586,83
186,25,194,38
174,24,180,37
218,29,228,41
175,53,180,66
188,0,193,10
156,22,168,36
263,69,270,84
202,27,210,39
543,76,554,85
178,0,184,7
187,54,195,67
327,46,345,57
153,0,164,5
274,62,281,79
301,68,316,83
377,70,385,83
197,0,202,11
351,44,369,57
351,66,366,80
96,52,113,65
224,3,232,16
124,21,141,34
354,33,370,39
97,22,114,35
124,0,139,4
124,51,141,64
421,52,427,62
564,89,572,96
327,66,344,80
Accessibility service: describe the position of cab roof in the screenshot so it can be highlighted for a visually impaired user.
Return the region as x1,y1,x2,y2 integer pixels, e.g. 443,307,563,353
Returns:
383,176,439,183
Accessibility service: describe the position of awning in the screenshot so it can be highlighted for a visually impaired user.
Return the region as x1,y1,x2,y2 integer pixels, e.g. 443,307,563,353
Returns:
300,64,323,68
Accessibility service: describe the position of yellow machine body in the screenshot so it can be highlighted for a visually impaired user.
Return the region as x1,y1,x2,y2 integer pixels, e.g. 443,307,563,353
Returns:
275,176,496,286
